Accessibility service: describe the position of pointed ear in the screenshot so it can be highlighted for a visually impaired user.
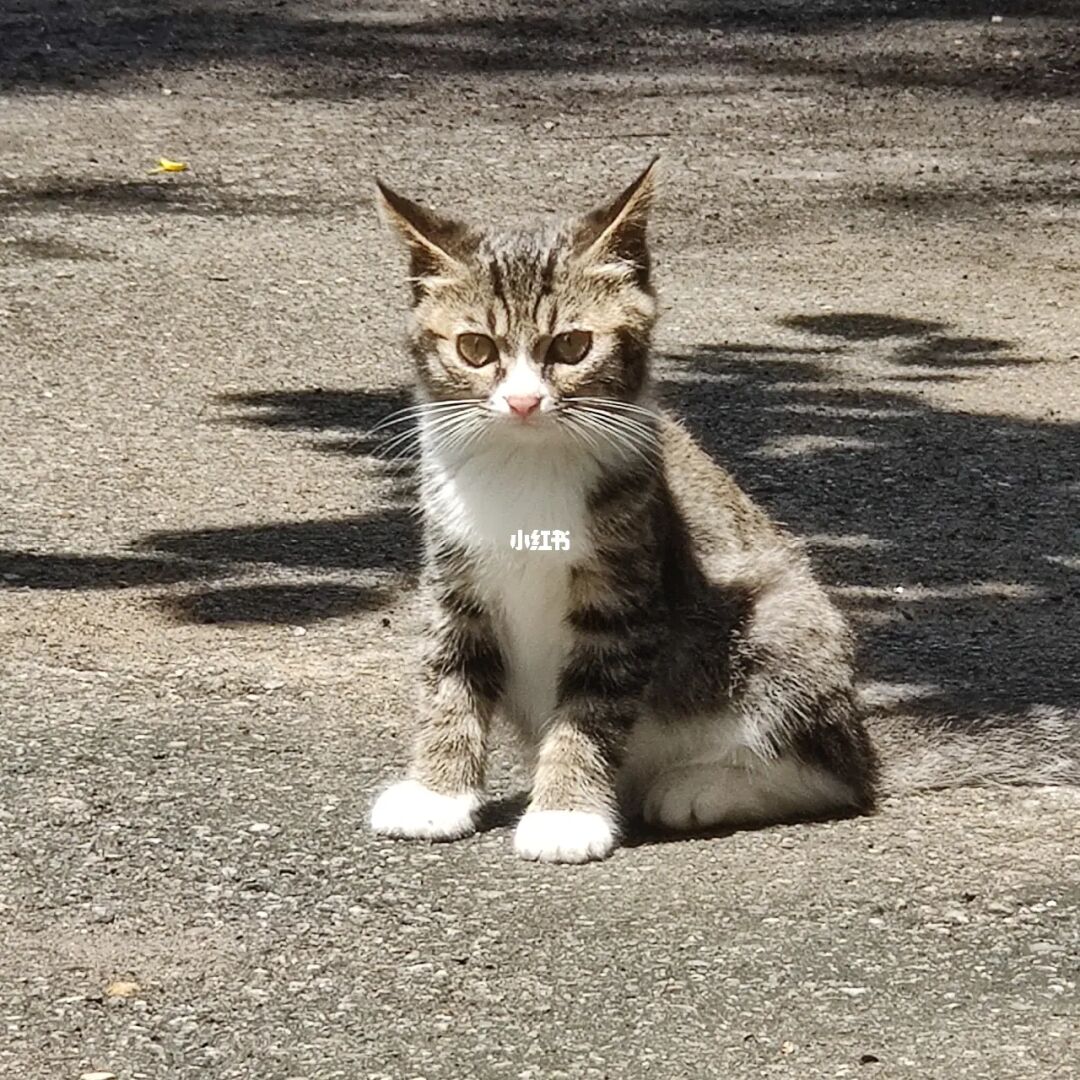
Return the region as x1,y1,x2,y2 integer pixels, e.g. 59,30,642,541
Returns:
374,180,473,296
574,157,659,285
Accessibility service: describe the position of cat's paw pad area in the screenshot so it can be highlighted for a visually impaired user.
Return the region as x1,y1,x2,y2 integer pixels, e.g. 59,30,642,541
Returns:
513,810,617,863
369,780,479,841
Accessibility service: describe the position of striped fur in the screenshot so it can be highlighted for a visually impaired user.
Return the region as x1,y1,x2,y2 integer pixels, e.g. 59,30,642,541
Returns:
370,163,879,862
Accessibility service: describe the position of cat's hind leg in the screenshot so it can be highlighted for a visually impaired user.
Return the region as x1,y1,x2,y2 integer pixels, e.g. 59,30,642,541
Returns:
639,754,863,831
622,704,877,832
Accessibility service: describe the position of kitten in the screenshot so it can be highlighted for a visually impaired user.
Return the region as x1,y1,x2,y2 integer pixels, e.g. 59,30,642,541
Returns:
369,161,879,863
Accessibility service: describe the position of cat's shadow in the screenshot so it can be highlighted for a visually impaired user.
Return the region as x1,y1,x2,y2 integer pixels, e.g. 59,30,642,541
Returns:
474,791,855,847
474,792,531,833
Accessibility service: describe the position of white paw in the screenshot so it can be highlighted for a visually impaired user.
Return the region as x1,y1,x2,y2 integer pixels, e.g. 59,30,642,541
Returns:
513,810,618,864
369,780,479,841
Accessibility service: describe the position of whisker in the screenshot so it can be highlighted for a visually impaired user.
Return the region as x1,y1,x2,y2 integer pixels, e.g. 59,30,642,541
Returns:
436,413,486,455
329,399,481,455
373,408,476,457
570,417,645,465
376,435,423,465
366,398,480,437
557,413,605,459
584,413,661,461
564,411,660,469
447,418,490,459
571,405,659,442
566,396,661,419
569,394,656,411
572,399,659,423
424,410,492,458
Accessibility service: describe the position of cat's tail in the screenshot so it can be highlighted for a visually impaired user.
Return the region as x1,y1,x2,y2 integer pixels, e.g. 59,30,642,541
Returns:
868,703,1080,795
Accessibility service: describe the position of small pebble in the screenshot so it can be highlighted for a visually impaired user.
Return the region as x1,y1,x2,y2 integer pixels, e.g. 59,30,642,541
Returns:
1029,941,1061,955
106,979,141,998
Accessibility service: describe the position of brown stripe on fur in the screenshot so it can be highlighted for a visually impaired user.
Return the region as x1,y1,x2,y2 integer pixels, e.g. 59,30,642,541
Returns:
488,257,511,329
530,715,627,817
615,326,650,397
558,641,656,702
567,600,655,636
432,578,488,623
408,534,507,795
411,670,493,793
425,618,505,705
531,248,558,324
378,171,884,847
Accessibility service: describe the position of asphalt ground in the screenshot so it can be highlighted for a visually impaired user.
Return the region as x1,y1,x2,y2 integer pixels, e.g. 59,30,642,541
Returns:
1,2,1078,1077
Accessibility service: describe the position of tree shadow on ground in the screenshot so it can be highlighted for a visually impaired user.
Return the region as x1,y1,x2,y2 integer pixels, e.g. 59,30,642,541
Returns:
216,387,411,443
147,308,1080,723
3,308,1077,725
0,507,418,625
0,386,420,625
1,0,1075,99
0,177,343,220
159,582,394,625
0,234,115,263
141,509,417,573
660,314,1079,720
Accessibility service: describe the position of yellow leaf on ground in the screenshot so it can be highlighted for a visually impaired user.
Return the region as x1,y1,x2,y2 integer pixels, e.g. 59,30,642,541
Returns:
148,157,189,174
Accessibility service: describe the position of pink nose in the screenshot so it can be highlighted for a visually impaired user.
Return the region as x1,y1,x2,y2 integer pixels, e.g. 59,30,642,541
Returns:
505,394,541,418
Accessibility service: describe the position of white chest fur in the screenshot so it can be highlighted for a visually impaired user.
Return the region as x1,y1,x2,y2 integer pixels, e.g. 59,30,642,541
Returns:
423,429,599,734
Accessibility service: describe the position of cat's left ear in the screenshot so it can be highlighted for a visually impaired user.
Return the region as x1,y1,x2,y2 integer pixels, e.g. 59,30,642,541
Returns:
574,157,659,286
375,180,474,297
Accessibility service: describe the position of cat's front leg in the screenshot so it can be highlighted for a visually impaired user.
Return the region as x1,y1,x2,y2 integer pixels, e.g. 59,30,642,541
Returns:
513,705,632,864
512,548,659,863
515,625,652,863
370,578,503,843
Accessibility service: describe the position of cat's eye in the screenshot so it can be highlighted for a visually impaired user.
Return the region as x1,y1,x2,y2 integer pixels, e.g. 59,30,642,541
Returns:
456,333,498,368
548,330,592,366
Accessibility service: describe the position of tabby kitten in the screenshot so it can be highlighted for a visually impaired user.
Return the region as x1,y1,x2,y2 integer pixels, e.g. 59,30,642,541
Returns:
369,161,879,863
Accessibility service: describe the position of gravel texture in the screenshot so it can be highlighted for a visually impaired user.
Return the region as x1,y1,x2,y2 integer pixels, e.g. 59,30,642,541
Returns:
1,2,1078,1078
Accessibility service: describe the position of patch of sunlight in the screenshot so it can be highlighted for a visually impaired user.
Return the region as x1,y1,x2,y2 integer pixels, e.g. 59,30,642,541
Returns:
805,533,892,550
1045,554,1080,571
859,681,943,708
764,403,923,420
750,434,885,459
832,582,1044,602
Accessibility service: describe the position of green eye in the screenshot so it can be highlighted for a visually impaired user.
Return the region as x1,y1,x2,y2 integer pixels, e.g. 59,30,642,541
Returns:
548,330,592,365
456,333,498,367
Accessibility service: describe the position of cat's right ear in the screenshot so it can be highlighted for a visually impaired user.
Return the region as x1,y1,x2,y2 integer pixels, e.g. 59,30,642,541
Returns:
375,181,472,297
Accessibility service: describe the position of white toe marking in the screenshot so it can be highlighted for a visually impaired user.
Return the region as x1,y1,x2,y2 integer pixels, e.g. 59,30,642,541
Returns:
369,780,479,841
513,810,617,864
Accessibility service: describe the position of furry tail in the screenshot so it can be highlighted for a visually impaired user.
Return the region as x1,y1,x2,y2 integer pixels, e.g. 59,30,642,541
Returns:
868,704,1080,795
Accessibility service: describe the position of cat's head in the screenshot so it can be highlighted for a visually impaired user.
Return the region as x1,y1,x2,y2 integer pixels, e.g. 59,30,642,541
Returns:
376,162,659,434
